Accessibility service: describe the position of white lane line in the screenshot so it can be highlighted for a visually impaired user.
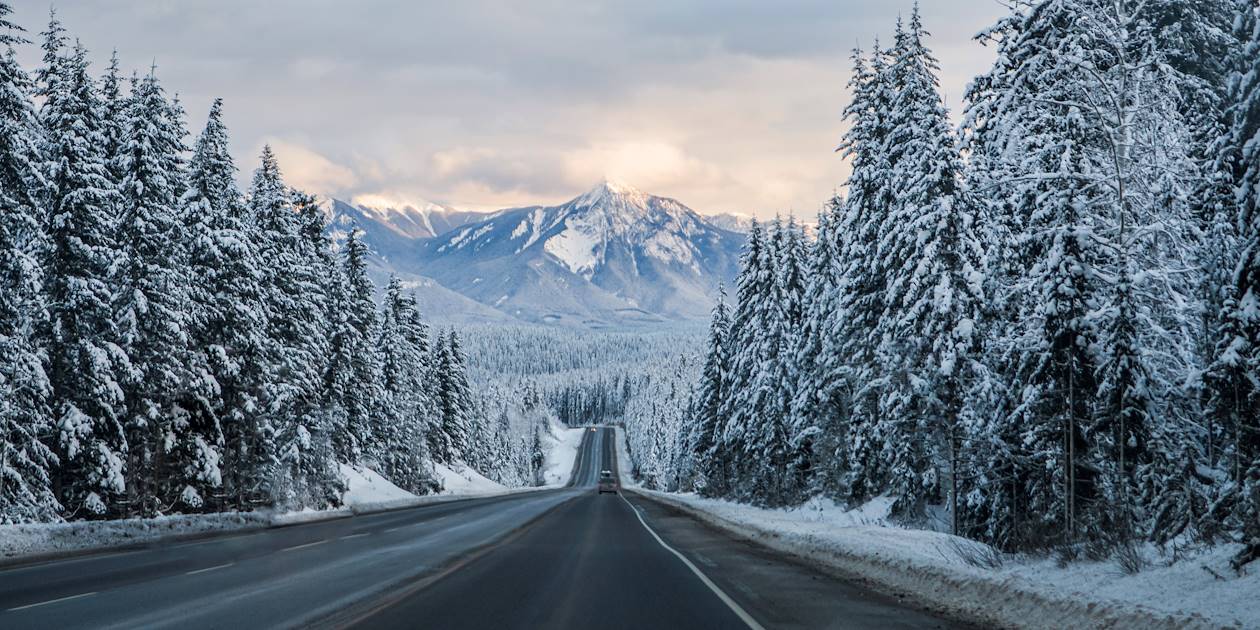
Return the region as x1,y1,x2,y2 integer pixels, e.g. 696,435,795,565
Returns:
7,591,97,611
279,539,328,553
340,533,369,540
619,493,765,630
185,562,234,575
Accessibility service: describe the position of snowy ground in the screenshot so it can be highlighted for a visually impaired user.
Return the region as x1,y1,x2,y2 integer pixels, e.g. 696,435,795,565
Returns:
2,428,583,565
540,418,584,486
435,462,507,495
634,490,1254,629
612,427,1252,629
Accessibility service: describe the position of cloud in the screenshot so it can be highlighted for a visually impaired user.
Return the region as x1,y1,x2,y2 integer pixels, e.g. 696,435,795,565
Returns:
262,139,360,193
562,141,724,192
14,0,1010,218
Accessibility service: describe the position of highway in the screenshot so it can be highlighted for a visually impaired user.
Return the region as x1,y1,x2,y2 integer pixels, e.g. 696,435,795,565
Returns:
0,427,966,629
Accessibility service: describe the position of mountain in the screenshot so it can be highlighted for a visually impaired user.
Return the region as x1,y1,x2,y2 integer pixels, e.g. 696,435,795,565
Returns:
705,212,755,233
319,197,516,324
395,180,745,327
322,197,490,258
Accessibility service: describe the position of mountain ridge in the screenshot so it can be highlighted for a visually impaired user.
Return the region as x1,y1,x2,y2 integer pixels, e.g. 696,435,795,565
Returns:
325,181,746,328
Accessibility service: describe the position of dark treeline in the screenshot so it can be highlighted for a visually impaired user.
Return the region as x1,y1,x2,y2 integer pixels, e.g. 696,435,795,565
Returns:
0,5,517,522
632,1,1260,569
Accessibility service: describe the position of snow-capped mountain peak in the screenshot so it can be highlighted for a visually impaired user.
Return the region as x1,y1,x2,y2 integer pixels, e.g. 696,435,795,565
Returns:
574,178,651,210
409,181,745,326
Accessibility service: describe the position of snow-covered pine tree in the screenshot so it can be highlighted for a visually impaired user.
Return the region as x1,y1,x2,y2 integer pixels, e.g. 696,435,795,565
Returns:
41,42,129,518
744,215,806,505
692,284,730,496
1211,0,1260,571
718,220,772,500
430,330,473,466
97,51,124,187
871,6,987,529
447,331,474,461
788,197,844,497
959,1,1107,547
179,117,237,500
33,9,63,105
825,42,895,506
113,69,197,516
181,99,267,512
374,276,438,493
324,229,381,465
286,188,342,508
0,4,59,523
248,149,340,508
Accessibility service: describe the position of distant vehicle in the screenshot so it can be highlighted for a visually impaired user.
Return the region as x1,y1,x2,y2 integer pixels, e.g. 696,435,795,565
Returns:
597,470,618,494
589,427,597,432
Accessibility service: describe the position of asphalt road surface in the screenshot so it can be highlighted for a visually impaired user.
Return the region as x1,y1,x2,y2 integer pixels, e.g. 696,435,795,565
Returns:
0,427,968,629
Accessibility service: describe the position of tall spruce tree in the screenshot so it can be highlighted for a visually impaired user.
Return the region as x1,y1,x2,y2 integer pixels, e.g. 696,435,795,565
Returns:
0,4,59,523
1213,0,1260,570
826,42,895,505
181,99,267,511
41,42,129,517
113,70,195,515
324,229,380,464
875,7,986,527
692,284,730,496
789,198,845,497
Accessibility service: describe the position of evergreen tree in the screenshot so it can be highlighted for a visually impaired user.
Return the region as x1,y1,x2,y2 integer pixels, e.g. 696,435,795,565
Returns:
97,51,124,186
41,42,129,517
181,99,267,511
692,284,730,495
1212,0,1260,570
375,276,437,493
113,69,195,516
875,7,986,527
324,229,380,464
718,220,771,499
33,8,63,104
276,188,341,508
430,331,471,465
826,42,895,505
790,198,845,497
0,5,59,523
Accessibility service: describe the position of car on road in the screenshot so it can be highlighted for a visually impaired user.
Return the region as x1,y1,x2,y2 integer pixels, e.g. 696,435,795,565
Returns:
597,470,619,494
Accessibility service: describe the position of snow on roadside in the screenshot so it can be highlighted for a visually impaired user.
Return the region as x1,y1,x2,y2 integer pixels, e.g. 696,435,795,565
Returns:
0,512,270,563
636,490,1253,630
341,463,417,505
1,453,555,565
541,418,584,486
435,462,506,495
614,425,637,488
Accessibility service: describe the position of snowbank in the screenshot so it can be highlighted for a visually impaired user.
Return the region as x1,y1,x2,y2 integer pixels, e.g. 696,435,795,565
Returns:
0,512,271,563
541,418,584,486
614,425,637,488
635,490,1254,630
435,462,507,495
341,463,417,505
0,454,561,566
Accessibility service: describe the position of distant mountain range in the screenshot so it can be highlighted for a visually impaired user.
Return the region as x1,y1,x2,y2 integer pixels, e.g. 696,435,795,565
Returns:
322,181,746,328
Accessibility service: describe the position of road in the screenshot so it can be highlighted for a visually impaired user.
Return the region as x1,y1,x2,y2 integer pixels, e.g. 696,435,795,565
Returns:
0,427,967,629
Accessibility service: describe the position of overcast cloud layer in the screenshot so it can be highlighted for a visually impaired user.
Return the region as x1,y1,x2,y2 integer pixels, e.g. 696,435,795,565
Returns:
14,1,1007,218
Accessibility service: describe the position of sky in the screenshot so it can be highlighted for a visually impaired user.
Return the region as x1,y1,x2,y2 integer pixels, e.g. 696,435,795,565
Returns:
12,1,1009,218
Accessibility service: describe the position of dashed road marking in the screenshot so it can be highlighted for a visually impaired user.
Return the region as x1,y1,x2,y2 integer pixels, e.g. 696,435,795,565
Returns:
279,539,328,553
7,591,97,611
340,533,369,540
185,562,234,575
